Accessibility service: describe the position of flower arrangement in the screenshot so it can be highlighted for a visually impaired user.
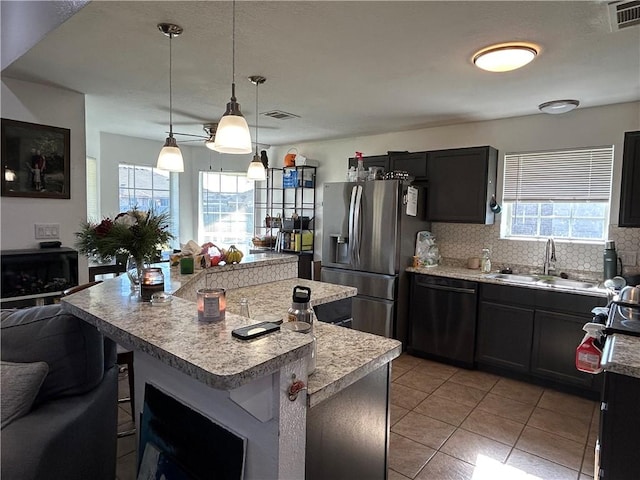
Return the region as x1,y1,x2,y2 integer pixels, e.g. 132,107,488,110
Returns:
74,208,174,266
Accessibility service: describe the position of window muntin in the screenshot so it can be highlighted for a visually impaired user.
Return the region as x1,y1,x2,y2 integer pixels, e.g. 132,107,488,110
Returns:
118,164,170,213
199,171,254,251
118,164,178,249
502,146,613,242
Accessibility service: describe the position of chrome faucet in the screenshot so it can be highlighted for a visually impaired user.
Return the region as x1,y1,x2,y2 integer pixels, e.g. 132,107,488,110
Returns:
543,238,556,275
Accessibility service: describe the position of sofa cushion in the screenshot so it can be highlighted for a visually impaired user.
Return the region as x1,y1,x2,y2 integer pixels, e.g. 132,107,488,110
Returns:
1,360,49,429
1,304,105,405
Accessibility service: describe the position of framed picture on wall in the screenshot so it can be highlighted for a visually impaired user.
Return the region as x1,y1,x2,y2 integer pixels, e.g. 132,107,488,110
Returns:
1,118,71,199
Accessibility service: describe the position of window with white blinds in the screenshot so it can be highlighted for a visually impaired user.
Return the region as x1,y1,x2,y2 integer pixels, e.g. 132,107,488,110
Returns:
503,146,614,202
501,146,614,241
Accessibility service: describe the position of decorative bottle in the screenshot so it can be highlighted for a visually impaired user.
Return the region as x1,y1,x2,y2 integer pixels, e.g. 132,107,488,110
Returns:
480,248,492,273
355,151,367,182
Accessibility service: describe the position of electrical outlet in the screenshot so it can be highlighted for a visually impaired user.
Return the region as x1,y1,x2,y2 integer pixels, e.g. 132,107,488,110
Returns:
34,223,60,239
619,251,638,267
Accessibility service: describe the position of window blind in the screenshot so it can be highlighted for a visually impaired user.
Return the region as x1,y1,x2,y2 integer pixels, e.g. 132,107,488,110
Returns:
503,146,614,202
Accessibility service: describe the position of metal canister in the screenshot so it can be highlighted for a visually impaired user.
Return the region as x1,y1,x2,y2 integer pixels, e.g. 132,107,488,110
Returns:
287,286,314,330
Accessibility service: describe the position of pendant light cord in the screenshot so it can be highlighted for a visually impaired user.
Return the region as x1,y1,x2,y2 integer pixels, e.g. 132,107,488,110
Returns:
231,0,237,102
169,32,174,137
255,82,259,156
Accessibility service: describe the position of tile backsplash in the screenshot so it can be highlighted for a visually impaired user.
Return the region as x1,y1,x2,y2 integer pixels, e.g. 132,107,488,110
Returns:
431,223,640,280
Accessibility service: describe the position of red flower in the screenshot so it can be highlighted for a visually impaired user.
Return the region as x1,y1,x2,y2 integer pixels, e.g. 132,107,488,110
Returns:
94,219,113,237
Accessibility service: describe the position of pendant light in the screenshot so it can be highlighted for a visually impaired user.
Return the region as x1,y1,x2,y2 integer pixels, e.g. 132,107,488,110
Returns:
213,0,252,154
247,75,267,181
157,23,184,172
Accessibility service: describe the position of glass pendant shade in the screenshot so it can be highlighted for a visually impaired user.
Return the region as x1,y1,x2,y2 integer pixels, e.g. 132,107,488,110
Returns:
213,110,252,154
247,155,267,180
205,136,216,150
157,137,184,172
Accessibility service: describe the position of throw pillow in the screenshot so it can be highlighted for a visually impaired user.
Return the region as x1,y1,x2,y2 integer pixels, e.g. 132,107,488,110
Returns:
1,360,49,429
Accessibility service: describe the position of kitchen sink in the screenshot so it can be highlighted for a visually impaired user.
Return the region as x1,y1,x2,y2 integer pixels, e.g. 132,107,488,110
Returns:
484,273,599,290
537,278,597,289
484,273,539,284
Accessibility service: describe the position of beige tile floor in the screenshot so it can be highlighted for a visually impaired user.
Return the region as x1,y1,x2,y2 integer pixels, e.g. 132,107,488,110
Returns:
389,353,598,480
115,354,599,480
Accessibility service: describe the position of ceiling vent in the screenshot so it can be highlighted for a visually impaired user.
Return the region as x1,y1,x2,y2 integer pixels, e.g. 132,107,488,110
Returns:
262,110,300,120
608,0,640,30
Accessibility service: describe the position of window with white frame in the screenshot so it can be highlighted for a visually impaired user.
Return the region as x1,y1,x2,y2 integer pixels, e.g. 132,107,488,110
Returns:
86,156,99,221
199,171,254,251
118,164,179,247
501,146,614,242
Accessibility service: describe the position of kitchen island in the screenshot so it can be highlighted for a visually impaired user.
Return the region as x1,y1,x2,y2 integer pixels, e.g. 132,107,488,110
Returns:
61,258,401,479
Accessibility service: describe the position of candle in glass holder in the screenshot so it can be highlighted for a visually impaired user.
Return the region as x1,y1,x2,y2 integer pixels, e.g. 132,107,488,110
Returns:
197,288,226,322
140,267,164,302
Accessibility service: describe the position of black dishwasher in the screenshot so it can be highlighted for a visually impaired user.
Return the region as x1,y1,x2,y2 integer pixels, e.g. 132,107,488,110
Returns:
408,274,478,367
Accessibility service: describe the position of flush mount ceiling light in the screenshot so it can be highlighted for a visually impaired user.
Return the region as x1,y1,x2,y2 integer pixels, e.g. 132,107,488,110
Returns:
157,22,184,172
247,75,267,181
473,43,538,72
213,0,252,154
538,99,580,114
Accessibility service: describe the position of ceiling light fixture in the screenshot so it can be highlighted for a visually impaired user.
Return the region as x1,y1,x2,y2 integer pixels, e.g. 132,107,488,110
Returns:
473,43,538,72
247,75,267,181
538,99,580,114
213,0,252,154
156,23,184,172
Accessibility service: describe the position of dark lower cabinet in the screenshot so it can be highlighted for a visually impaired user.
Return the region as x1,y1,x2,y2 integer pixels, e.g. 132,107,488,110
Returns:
475,283,605,395
619,130,640,227
531,309,594,388
598,372,640,480
476,302,534,372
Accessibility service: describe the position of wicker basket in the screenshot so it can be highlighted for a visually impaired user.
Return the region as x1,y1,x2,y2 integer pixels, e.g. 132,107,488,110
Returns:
252,236,276,248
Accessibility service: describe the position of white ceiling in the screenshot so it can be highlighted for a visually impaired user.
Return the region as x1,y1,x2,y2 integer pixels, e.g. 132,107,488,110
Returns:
2,1,639,148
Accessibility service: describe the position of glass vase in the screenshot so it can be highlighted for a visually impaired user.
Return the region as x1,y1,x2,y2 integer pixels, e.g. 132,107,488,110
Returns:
126,256,144,290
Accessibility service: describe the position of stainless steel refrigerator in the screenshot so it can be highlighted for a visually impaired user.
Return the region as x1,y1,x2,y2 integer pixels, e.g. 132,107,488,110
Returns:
321,180,429,343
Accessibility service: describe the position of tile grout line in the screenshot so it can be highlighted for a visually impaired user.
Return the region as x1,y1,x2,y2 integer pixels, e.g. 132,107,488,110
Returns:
391,356,594,479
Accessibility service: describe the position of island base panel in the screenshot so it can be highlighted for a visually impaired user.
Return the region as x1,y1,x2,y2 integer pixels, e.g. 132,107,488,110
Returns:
306,364,390,479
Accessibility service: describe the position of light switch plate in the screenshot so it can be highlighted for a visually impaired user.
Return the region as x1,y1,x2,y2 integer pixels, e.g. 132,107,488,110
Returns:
619,251,638,267
34,223,60,239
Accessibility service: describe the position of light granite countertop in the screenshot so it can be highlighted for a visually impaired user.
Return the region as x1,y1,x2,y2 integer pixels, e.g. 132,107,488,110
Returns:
601,334,640,379
224,278,402,407
168,252,298,295
407,264,607,298
61,274,401,407
61,276,313,391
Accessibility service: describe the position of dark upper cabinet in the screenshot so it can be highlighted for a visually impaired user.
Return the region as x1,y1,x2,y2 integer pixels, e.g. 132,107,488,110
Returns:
619,130,640,227
426,146,498,224
389,152,428,180
347,155,390,172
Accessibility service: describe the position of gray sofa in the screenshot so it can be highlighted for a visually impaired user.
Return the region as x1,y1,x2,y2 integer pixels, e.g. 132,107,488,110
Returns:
1,304,118,480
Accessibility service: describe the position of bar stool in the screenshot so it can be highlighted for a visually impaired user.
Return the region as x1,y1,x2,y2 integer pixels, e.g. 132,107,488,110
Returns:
62,281,135,437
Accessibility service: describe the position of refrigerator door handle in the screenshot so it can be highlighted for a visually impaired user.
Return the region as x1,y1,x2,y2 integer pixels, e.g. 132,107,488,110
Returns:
353,185,363,267
348,185,358,266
